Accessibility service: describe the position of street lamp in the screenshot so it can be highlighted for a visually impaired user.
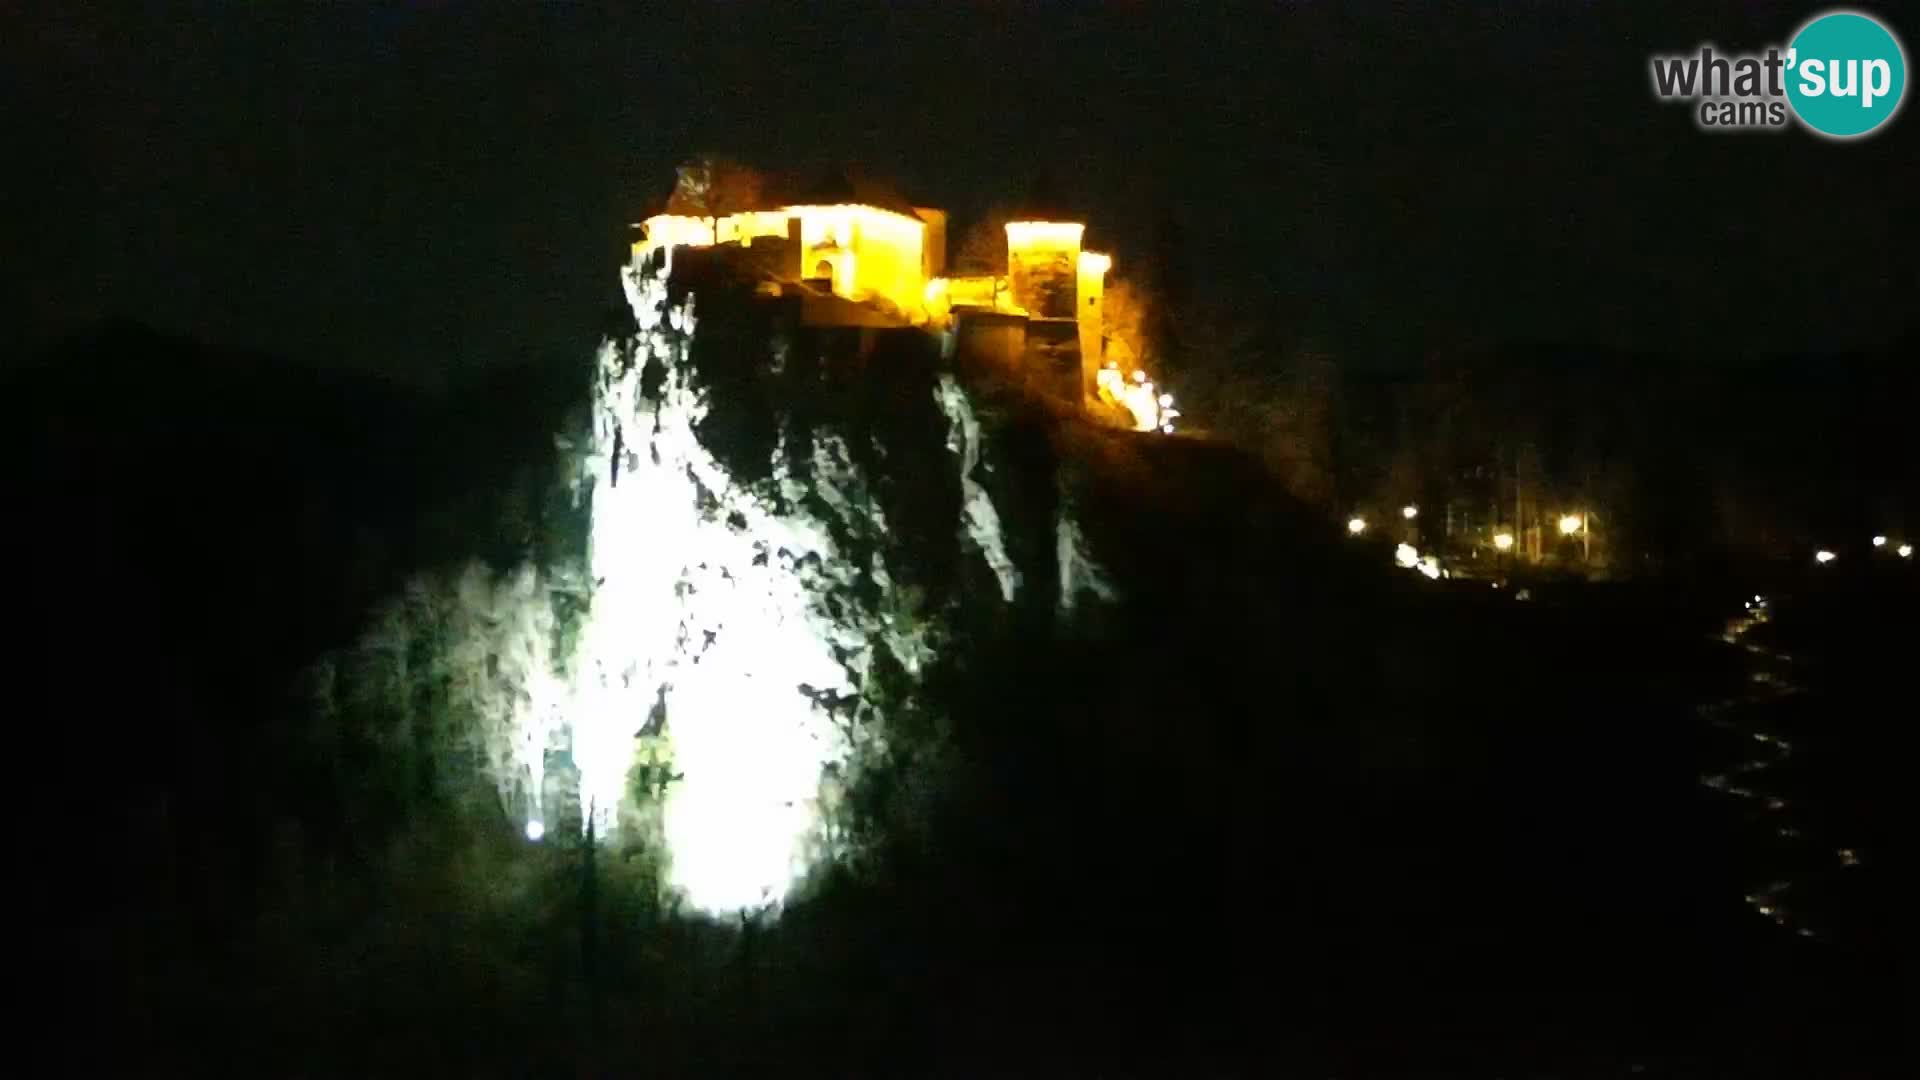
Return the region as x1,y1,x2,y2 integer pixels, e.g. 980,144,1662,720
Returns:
1402,505,1419,520
1347,517,1367,536
1814,549,1837,564
1558,511,1594,562
1493,532,1515,552
1871,535,1887,548
1899,544,1913,559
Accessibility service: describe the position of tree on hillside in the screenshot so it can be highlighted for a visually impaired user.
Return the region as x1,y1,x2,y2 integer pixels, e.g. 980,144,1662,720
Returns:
665,155,766,239
954,204,1013,276
1144,198,1191,359
1101,278,1157,373
1272,344,1342,507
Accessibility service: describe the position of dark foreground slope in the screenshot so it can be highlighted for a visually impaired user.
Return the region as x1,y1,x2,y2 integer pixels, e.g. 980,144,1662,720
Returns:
8,322,583,1053
9,314,1902,1077
799,390,1900,1076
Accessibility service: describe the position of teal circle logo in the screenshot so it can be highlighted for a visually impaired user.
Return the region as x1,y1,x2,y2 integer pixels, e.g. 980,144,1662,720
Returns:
1786,10,1907,137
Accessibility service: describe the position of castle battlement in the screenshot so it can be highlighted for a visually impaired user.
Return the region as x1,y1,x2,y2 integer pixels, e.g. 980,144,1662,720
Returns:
633,159,1172,433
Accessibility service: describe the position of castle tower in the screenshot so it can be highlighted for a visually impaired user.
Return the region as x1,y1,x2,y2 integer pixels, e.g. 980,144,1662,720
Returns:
1001,218,1082,403
1002,171,1085,320
1004,220,1083,319
1076,250,1111,396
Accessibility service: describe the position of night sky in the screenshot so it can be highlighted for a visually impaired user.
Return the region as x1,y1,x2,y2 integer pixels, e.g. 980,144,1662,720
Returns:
11,2,1916,385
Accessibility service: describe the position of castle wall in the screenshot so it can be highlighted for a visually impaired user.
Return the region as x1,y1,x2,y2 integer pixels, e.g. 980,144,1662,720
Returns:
943,275,1006,311
914,207,948,278
1076,251,1110,401
794,205,926,319
719,210,794,247
641,206,929,320
954,309,1028,376
1024,317,1083,404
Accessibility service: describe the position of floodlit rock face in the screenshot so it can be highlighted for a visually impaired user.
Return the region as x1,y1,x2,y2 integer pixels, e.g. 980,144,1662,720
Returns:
541,247,1123,913
316,242,1347,922
387,243,1343,920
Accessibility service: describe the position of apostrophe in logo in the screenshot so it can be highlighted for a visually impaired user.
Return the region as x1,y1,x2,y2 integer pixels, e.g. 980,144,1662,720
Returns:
1785,10,1907,137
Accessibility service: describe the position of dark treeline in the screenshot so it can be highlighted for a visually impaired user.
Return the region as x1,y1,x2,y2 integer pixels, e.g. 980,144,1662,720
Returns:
9,322,588,1029
1135,295,1917,570
1373,337,1918,561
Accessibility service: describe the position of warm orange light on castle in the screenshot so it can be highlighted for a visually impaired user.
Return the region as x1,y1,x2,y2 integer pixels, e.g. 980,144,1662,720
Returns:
637,214,719,253
632,172,1183,435
635,203,927,317
1004,221,1085,249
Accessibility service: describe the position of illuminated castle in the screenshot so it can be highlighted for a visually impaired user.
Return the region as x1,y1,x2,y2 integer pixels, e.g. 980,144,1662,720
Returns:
633,160,1173,432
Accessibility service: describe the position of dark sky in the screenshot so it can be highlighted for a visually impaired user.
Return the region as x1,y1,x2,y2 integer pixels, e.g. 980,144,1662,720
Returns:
10,2,1916,385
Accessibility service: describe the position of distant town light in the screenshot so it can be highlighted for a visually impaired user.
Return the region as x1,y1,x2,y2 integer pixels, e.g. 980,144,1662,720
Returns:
1814,549,1837,564
1493,532,1515,551
1899,544,1913,559
1559,514,1584,536
1347,517,1367,536
1401,505,1419,520
1872,535,1888,548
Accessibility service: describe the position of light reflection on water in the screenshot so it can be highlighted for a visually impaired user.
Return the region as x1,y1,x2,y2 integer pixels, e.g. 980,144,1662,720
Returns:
1699,598,1866,943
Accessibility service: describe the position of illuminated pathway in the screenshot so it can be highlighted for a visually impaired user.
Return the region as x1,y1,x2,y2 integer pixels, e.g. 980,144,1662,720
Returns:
1697,596,1867,943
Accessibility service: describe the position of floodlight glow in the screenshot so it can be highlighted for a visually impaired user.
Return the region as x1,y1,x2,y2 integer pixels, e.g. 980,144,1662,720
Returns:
560,258,953,915
580,335,856,912
1096,365,1180,433
1493,532,1515,551
443,243,1115,917
1395,543,1419,568
1559,514,1583,535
